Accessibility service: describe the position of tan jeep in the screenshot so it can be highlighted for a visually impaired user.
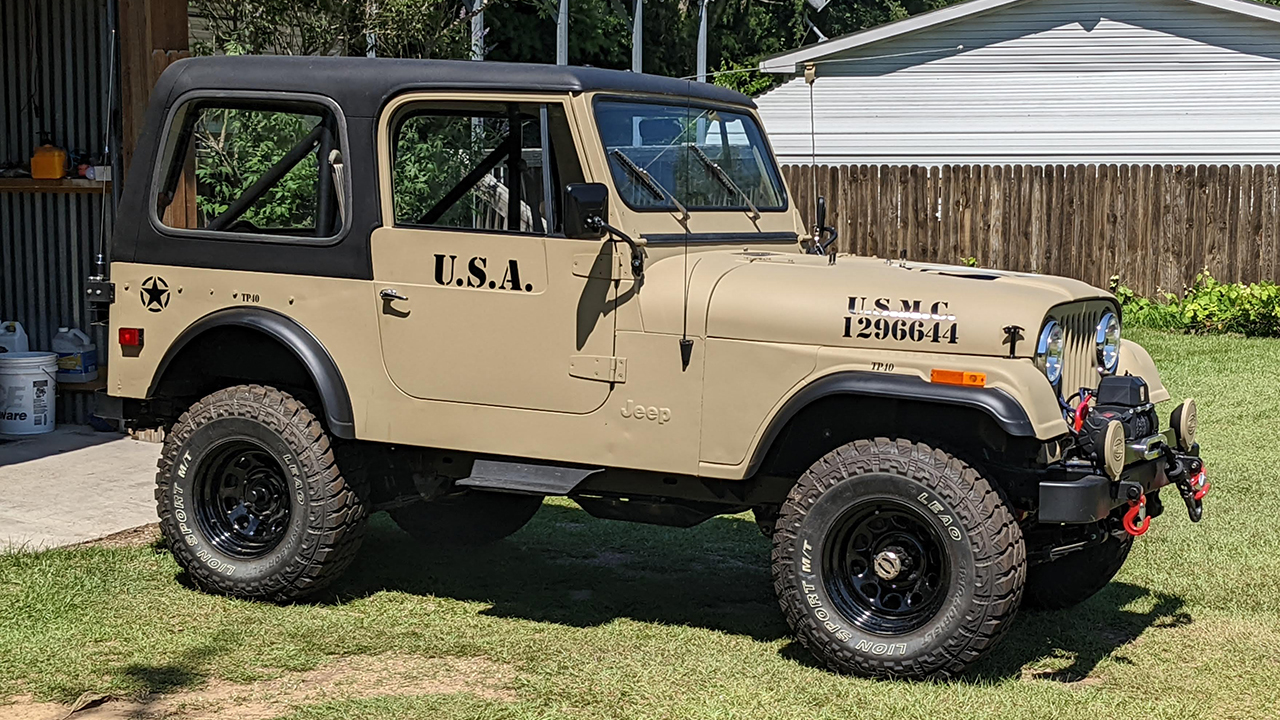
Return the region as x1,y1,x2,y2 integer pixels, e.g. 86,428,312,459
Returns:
90,56,1208,679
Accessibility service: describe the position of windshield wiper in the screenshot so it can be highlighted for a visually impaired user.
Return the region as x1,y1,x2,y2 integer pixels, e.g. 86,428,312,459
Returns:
610,149,688,219
688,144,760,220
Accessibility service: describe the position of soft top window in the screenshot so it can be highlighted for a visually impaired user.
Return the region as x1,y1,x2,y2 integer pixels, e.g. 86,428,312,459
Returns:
153,96,346,242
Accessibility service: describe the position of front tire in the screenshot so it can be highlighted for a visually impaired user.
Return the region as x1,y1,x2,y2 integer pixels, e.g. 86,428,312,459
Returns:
773,438,1026,679
390,490,543,546
156,385,367,602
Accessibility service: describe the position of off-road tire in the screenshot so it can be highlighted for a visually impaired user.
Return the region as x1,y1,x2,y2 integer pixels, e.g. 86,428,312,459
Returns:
390,490,543,546
156,385,367,601
773,438,1026,679
1023,533,1132,610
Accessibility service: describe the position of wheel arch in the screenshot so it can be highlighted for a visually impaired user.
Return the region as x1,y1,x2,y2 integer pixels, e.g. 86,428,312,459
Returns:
147,307,355,438
746,371,1038,481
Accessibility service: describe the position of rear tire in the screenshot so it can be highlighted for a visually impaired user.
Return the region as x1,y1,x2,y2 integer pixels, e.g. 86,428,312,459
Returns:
390,490,542,546
1023,533,1132,610
773,438,1025,679
156,385,367,602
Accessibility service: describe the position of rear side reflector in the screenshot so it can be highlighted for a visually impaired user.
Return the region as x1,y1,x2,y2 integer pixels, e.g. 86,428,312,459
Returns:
931,369,986,387
119,327,144,347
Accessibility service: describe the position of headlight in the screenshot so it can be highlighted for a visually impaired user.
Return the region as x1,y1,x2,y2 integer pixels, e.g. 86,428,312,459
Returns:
1096,312,1121,373
1036,321,1065,386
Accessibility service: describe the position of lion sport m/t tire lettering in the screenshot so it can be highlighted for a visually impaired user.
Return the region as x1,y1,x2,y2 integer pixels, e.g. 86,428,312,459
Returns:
156,385,368,602
772,438,1026,679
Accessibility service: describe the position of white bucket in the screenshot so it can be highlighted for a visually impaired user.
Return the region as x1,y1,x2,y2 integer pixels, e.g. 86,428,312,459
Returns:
0,352,57,437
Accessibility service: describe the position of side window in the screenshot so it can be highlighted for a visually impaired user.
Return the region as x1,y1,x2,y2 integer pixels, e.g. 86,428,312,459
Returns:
391,102,582,235
154,98,345,240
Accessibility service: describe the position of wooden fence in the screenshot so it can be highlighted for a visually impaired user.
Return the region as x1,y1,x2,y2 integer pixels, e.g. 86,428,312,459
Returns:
781,164,1280,297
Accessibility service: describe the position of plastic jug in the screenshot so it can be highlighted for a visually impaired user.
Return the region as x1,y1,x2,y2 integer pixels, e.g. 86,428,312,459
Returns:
52,327,98,383
0,321,29,355
31,134,67,180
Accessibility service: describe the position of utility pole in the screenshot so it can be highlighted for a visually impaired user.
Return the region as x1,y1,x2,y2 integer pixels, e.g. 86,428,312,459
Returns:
557,0,569,65
696,0,708,82
366,1,377,57
632,0,642,73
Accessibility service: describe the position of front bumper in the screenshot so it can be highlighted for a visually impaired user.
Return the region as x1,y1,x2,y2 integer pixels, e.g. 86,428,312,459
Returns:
1038,427,1204,524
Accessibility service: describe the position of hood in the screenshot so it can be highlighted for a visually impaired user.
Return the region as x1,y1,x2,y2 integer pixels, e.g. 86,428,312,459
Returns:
643,251,1115,359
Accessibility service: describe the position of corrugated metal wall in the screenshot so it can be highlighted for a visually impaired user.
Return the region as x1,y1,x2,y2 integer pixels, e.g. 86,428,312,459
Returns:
756,0,1280,165
1,0,113,424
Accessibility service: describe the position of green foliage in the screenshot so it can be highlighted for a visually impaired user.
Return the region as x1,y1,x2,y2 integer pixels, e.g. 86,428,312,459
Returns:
392,115,510,228
192,0,973,95
1114,273,1280,338
193,109,322,231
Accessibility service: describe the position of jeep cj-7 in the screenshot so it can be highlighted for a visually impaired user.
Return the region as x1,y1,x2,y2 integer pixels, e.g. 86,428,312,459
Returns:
89,56,1209,679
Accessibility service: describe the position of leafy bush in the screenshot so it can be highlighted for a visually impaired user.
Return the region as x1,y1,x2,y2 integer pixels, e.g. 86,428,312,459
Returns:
1113,273,1280,337
193,108,321,231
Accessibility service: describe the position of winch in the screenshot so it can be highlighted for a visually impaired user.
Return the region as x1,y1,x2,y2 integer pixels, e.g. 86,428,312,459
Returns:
1075,375,1159,462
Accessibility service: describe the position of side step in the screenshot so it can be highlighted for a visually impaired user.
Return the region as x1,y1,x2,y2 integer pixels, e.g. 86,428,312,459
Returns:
455,460,601,496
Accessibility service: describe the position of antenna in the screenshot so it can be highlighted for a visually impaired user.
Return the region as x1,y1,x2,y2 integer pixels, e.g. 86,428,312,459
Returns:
807,62,817,245
680,80,694,370
93,20,119,282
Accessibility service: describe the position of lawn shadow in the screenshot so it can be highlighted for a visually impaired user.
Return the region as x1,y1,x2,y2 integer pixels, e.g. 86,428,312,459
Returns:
965,582,1192,682
111,638,227,697
326,503,789,642
317,502,1188,682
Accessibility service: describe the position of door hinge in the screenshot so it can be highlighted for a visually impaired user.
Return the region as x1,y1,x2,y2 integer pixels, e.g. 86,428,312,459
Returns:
569,355,627,383
86,279,115,304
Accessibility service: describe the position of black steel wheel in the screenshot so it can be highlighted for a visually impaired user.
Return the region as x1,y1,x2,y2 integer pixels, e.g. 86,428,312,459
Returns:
194,441,292,558
823,500,949,635
772,438,1026,679
156,385,368,602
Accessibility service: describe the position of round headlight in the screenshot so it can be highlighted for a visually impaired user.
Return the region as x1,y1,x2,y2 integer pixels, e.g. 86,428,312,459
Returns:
1036,321,1065,386
1096,312,1121,373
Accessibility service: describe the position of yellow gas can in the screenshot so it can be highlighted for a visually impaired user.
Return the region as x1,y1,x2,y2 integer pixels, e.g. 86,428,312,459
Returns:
31,140,67,180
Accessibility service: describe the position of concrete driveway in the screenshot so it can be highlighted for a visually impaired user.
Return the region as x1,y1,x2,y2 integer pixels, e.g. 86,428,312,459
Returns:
0,427,160,550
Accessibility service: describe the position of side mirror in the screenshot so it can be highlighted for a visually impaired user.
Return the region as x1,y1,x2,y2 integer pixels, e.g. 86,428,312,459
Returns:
564,183,610,239
811,195,839,258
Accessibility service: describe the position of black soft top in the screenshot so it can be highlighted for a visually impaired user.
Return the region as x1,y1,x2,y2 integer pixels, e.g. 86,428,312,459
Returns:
155,56,755,116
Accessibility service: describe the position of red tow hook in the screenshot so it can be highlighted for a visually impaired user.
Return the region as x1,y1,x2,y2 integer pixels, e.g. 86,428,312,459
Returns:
1123,494,1151,537
1189,462,1210,501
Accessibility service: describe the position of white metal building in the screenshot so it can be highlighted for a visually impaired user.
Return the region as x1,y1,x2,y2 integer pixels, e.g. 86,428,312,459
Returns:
755,0,1280,165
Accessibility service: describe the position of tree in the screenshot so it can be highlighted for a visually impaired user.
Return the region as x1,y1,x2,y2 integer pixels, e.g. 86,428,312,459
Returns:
190,0,484,58
189,0,967,89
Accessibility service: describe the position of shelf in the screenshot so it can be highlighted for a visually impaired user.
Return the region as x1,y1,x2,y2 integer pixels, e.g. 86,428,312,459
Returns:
0,178,113,194
59,368,108,394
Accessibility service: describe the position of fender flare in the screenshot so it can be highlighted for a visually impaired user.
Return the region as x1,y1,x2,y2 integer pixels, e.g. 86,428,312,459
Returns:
745,371,1036,477
147,307,355,439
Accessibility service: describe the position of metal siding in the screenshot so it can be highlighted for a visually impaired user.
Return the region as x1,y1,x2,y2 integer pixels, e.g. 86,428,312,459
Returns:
757,0,1280,164
2,0,113,425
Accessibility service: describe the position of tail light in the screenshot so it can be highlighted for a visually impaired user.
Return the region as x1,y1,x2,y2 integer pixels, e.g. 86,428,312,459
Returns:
119,327,144,347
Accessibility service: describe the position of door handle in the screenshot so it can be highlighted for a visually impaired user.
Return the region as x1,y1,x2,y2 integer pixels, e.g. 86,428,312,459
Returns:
380,288,409,302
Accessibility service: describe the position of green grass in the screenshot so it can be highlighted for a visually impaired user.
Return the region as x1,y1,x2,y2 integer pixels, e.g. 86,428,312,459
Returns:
3,328,1280,719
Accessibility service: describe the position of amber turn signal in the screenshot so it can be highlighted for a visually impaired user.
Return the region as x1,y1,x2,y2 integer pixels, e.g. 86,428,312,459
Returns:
930,369,986,387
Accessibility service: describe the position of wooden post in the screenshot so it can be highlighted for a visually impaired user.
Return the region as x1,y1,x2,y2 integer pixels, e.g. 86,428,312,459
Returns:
118,0,189,178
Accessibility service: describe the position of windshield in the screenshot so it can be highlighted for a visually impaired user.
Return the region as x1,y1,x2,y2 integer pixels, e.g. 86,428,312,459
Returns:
594,99,787,213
